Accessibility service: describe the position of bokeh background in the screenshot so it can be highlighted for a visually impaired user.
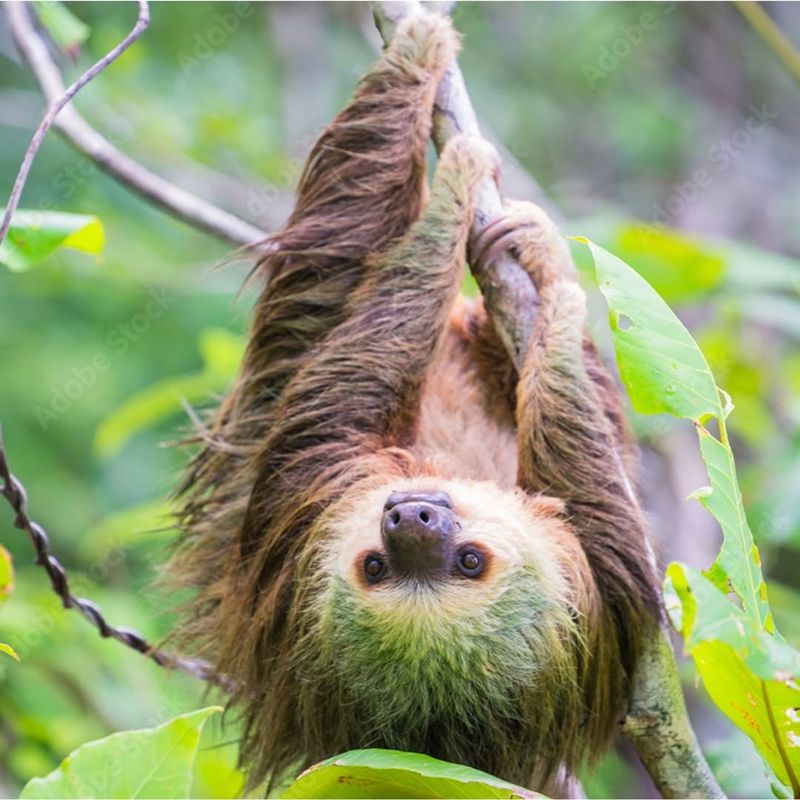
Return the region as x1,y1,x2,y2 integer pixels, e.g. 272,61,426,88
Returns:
1,2,799,797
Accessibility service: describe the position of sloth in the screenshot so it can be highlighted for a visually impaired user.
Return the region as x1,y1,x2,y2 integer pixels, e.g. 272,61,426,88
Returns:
171,13,662,796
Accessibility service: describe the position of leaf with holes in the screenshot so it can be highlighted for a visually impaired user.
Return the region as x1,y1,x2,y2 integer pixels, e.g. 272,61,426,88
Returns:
281,749,541,799
574,237,720,420
576,236,800,791
665,564,800,795
576,237,768,626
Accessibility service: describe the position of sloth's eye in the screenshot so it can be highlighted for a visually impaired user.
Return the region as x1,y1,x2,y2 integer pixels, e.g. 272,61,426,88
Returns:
456,549,484,578
363,554,387,584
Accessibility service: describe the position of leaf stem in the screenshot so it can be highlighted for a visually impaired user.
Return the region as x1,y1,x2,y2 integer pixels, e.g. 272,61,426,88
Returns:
761,678,800,797
735,1,800,88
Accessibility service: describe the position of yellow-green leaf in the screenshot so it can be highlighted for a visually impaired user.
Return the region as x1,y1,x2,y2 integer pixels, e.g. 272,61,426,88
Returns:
0,544,14,600
0,211,105,272
666,564,800,795
0,642,19,661
577,237,769,627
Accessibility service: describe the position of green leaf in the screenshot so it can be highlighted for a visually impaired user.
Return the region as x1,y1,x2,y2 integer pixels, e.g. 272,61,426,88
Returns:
574,237,720,420
576,237,770,629
0,211,104,272
577,236,800,791
0,642,19,661
665,565,800,795
93,328,244,458
280,749,541,799
33,2,90,53
0,544,14,600
694,425,772,630
20,707,221,799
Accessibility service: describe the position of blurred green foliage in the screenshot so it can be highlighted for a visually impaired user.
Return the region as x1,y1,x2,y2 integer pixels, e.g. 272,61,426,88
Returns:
1,2,799,798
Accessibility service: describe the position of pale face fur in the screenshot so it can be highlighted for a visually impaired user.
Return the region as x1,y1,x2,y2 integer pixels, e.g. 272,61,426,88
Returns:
322,476,578,623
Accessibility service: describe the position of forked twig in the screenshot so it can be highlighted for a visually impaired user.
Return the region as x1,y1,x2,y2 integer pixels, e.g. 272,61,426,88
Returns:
1,1,148,245
2,1,267,248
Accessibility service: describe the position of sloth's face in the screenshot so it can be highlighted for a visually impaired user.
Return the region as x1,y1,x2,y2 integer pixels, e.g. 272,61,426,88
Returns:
305,478,586,731
322,477,579,622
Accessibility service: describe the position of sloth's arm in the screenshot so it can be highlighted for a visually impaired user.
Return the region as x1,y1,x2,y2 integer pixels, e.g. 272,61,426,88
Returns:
237,14,456,418
472,202,662,664
262,136,495,461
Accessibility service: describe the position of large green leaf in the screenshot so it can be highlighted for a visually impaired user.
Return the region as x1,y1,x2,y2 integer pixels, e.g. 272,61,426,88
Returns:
665,564,800,795
577,237,769,627
20,707,221,799
281,750,540,799
0,211,104,272
576,237,719,419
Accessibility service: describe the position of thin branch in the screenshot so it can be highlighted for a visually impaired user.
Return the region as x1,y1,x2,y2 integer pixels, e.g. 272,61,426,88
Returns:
0,425,232,691
375,0,539,371
1,0,148,245
735,1,800,88
3,1,268,249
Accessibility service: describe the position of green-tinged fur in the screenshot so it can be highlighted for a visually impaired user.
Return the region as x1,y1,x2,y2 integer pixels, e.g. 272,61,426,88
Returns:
286,565,587,790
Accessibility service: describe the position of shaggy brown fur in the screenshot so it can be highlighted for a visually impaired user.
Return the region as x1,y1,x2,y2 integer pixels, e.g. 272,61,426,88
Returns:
170,14,662,795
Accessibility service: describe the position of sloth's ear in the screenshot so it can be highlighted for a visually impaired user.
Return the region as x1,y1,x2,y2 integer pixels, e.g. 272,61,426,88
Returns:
524,493,566,519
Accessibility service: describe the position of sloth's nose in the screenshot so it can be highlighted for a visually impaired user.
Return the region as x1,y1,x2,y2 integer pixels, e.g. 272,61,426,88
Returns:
381,494,454,579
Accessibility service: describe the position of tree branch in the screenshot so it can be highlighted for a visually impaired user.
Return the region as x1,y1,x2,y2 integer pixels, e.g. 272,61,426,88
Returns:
3,1,268,249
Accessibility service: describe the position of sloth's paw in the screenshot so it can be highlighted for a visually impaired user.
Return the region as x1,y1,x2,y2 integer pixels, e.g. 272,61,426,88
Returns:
392,12,459,75
440,134,500,190
470,201,575,291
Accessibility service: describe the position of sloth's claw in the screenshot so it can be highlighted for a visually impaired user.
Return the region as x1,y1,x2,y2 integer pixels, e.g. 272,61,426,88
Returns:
470,202,575,291
470,215,537,274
